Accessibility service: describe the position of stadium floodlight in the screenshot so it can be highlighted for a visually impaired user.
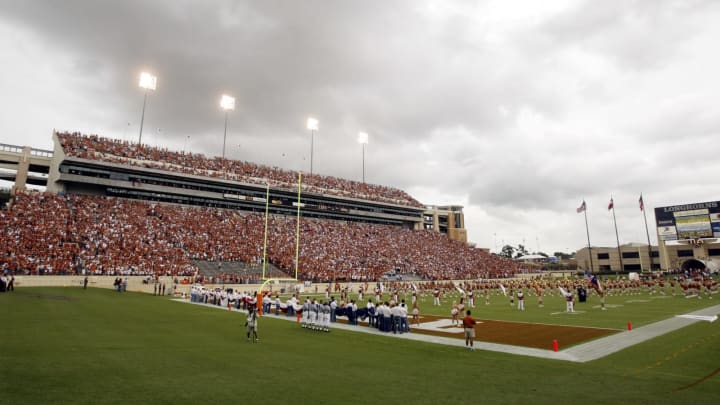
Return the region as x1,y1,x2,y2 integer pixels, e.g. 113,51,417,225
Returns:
183,135,190,154
139,72,157,91
137,71,157,145
220,94,235,159
220,94,235,111
306,117,319,174
306,117,319,131
358,132,369,183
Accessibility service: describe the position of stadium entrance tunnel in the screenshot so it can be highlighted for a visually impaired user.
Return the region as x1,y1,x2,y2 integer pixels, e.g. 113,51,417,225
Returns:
680,259,719,272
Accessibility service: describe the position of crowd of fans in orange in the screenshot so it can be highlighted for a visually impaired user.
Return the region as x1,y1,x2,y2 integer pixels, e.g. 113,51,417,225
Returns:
0,192,521,281
57,132,423,208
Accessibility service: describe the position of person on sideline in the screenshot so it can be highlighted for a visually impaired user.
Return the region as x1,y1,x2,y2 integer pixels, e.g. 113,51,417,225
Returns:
462,310,477,350
245,306,259,343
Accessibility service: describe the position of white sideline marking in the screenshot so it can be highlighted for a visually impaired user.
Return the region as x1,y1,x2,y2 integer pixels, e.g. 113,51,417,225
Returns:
675,314,717,322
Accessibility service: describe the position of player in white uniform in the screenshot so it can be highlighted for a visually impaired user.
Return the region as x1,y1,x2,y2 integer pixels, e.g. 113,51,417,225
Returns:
309,299,319,330
301,298,310,327
565,291,574,313
322,301,331,332
517,289,525,311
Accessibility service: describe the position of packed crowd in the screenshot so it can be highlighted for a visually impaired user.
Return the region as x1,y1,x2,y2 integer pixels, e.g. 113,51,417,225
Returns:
57,132,423,208
0,192,521,281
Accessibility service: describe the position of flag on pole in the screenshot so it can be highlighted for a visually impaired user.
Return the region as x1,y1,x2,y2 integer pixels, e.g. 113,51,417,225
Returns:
577,200,586,213
499,284,507,296
608,198,614,211
585,271,603,294
639,194,644,211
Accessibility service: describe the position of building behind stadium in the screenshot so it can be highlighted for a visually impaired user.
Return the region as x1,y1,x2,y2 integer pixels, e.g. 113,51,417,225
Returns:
576,200,720,273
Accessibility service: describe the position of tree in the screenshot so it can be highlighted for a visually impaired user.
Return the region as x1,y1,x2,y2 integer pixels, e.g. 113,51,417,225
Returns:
499,245,515,259
553,251,574,260
514,244,529,259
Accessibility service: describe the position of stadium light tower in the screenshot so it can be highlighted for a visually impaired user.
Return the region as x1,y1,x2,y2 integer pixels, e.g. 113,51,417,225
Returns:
306,117,319,175
358,131,369,183
220,94,235,159
137,71,157,145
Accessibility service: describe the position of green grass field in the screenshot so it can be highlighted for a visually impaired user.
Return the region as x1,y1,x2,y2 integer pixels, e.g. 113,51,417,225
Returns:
1,286,718,405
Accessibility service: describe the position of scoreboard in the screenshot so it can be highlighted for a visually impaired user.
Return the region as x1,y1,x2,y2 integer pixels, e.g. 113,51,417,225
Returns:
654,201,720,241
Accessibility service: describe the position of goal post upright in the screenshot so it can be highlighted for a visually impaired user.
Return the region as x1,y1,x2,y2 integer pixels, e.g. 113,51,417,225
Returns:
260,173,303,291
294,172,302,281
262,182,270,280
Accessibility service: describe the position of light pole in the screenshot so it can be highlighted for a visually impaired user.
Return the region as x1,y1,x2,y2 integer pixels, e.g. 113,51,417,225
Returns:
183,135,190,154
358,131,368,183
306,117,319,175
220,95,235,160
138,72,157,145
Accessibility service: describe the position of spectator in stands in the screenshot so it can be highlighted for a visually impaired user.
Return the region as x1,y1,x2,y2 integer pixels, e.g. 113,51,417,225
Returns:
57,132,424,208
1,190,521,284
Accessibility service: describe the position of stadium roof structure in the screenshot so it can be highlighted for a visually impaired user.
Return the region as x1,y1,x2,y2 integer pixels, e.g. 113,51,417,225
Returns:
45,131,427,229
515,254,547,261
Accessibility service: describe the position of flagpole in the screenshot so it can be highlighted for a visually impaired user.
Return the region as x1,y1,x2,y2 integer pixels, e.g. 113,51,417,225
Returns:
583,202,594,273
640,193,653,271
610,196,624,272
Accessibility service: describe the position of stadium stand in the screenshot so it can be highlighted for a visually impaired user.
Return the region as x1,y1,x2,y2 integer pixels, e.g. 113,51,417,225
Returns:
57,132,424,208
0,192,520,281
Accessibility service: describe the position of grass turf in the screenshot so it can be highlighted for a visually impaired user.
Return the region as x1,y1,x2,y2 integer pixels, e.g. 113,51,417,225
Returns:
1,286,718,405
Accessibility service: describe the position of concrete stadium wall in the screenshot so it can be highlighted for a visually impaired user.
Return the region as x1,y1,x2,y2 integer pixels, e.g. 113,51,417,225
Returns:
12,276,264,296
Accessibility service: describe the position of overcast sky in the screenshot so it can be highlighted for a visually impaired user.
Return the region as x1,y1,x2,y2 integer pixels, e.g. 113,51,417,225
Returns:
1,0,719,255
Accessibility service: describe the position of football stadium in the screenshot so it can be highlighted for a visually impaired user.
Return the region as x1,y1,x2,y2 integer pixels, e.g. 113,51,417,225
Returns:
1,131,719,404
2,2,720,404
